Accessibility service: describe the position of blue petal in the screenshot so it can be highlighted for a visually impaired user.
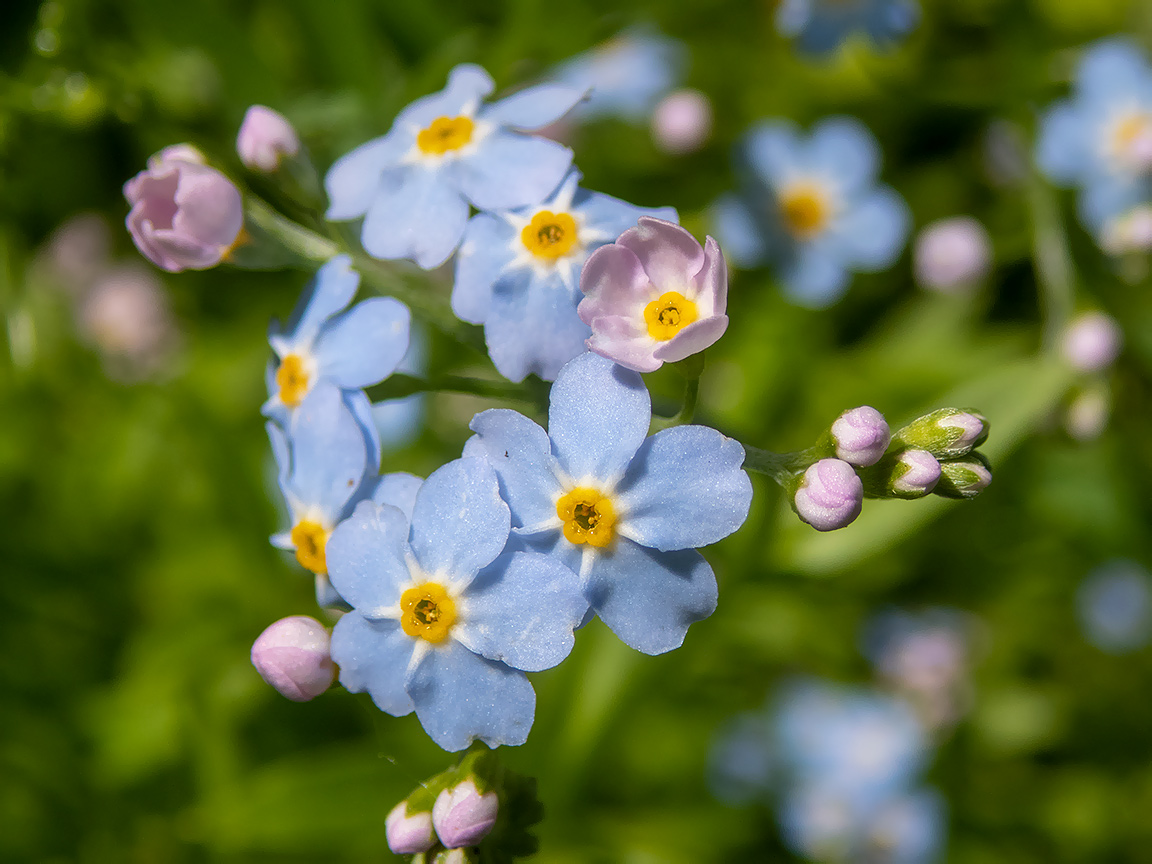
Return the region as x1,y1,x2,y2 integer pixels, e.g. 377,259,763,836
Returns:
809,117,880,196
614,425,752,552
331,614,416,716
744,121,803,187
286,383,367,521
573,189,679,244
1079,176,1147,233
325,135,410,221
266,420,289,490
452,213,515,324
1077,38,1152,101
313,297,411,389
829,186,909,271
314,573,349,610
325,500,411,610
408,458,510,584
1036,101,1089,185
371,395,424,450
482,83,588,129
780,245,851,308
584,540,718,655
275,255,359,348
510,527,584,576
464,409,560,529
486,269,590,382
361,167,470,270
406,640,535,751
711,194,768,268
393,64,495,129
344,388,382,480
456,550,587,672
452,131,574,211
548,352,650,484
371,472,423,520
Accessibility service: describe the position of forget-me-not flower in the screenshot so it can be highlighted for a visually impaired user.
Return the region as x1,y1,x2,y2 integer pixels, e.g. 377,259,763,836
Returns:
325,65,586,270
1037,39,1152,235
463,351,752,655
1076,560,1152,653
713,116,909,307
775,0,919,56
452,169,676,382
326,458,588,751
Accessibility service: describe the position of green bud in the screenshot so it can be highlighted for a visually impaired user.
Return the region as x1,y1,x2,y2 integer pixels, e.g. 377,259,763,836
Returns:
934,452,992,499
892,408,988,459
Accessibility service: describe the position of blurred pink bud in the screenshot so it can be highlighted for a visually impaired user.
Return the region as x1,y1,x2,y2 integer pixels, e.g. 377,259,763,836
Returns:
250,615,335,702
1065,389,1110,441
793,459,863,531
650,89,712,154
1061,311,1122,373
44,213,111,291
580,217,728,372
386,801,436,855
78,264,178,376
913,217,991,293
831,406,890,467
124,147,243,272
891,450,941,497
433,779,499,849
237,105,301,172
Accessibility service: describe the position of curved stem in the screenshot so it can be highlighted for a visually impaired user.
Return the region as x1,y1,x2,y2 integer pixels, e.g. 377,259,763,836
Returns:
741,445,811,485
1027,171,1076,352
366,372,549,407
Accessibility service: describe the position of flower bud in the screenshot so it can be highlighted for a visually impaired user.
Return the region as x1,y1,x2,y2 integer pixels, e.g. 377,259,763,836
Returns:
124,146,243,272
892,409,988,459
933,454,992,499
913,217,992,293
793,459,863,531
1061,311,1122,374
888,449,942,499
386,801,436,855
250,615,335,702
433,779,499,849
237,105,302,172
650,89,713,154
830,406,890,467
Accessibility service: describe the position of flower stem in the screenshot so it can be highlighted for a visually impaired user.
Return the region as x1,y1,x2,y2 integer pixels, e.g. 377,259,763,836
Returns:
1027,170,1076,352
650,352,704,431
365,372,549,407
741,445,811,485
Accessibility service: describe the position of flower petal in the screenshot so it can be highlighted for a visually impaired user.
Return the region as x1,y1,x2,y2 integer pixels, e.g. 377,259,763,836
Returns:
585,316,661,373
616,216,705,294
578,243,650,323
452,213,513,324
780,245,851,308
331,614,416,716
744,120,803,187
463,409,560,529
453,131,574,211
275,255,361,348
371,472,424,520
325,500,412,609
313,297,411,389
481,83,588,129
828,186,909,271
809,117,880,196
651,315,729,362
692,235,727,317
485,269,590,382
361,167,470,270
710,194,768,268
394,64,495,129
325,134,409,220
286,383,367,521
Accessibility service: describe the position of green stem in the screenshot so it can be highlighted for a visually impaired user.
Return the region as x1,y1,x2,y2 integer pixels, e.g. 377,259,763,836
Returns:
1027,170,1076,352
365,372,548,407
742,445,811,485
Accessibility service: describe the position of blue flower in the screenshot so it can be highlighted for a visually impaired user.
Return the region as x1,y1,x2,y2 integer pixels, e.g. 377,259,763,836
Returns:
325,65,586,269
463,351,752,654
326,457,588,751
551,30,686,122
370,326,427,451
776,0,919,55
1076,560,1152,653
1036,39,1152,235
713,116,909,307
453,169,677,382
263,255,410,432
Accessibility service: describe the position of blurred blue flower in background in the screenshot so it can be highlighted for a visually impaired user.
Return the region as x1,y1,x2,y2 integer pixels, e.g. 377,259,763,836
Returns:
713,116,909,307
1077,560,1152,653
775,0,919,55
453,169,676,382
1036,39,1152,237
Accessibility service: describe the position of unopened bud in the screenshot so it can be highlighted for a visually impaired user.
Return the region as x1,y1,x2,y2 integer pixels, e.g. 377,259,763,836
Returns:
914,216,992,293
386,801,436,855
793,459,863,531
893,409,988,459
433,779,499,849
237,105,302,172
1061,311,1122,373
890,449,942,499
830,406,890,467
650,89,713,154
934,453,992,499
250,615,335,702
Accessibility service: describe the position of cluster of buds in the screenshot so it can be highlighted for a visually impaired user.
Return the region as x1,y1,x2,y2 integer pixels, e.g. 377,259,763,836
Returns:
788,406,991,531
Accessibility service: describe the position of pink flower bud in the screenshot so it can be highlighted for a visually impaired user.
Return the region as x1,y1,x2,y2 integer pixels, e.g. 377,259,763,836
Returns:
793,459,863,531
124,147,243,273
386,801,436,855
432,779,499,849
831,406,890,467
237,105,301,172
1061,311,1122,373
937,411,987,454
250,616,335,702
650,89,712,155
891,450,941,497
913,217,991,293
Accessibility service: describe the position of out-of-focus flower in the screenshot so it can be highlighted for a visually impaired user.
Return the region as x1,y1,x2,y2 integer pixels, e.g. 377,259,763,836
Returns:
830,406,890,467
1077,560,1152,653
237,105,301,172
42,212,111,291
433,779,499,848
552,30,685,122
453,170,675,381
123,144,244,272
1064,387,1111,441
775,0,920,55
464,352,752,655
1100,203,1152,254
325,64,585,269
793,458,863,531
77,264,180,379
579,216,727,373
651,89,712,154
713,117,909,307
1061,310,1122,373
708,711,775,805
913,216,992,293
386,801,436,855
250,615,336,702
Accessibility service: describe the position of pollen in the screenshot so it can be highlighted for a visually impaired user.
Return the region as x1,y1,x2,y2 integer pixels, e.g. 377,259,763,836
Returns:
417,116,475,155
556,487,617,548
778,182,831,239
643,291,698,341
276,354,310,407
521,210,579,260
291,520,329,574
400,583,458,643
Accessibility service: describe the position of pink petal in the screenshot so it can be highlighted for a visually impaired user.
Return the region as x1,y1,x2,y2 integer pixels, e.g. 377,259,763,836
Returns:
652,315,729,362
578,243,651,324
616,216,705,294
586,315,660,373
692,235,727,318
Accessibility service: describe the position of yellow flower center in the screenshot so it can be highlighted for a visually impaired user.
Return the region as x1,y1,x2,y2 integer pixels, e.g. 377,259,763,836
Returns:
417,116,475,155
644,291,698,341
556,487,617,548
400,583,458,643
291,520,329,574
779,183,830,238
276,354,310,407
1111,111,1152,163
520,210,579,260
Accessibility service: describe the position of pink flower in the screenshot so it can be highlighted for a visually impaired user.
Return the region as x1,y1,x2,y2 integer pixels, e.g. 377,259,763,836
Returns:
578,216,728,372
650,89,713,155
237,105,301,172
250,616,336,702
793,459,863,531
913,216,991,293
123,145,243,272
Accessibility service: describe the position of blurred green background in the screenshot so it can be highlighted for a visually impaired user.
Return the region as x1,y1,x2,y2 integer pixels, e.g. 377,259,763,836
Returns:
4,0,1152,861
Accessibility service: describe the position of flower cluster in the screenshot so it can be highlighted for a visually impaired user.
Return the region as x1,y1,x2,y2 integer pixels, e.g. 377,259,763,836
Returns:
775,0,920,55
